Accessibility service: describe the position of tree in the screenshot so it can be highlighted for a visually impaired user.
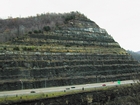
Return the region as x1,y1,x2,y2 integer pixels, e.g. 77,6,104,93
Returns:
43,26,51,32
34,30,38,33
28,31,32,34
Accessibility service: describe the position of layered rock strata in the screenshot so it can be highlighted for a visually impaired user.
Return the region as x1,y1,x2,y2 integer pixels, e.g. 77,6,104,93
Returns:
0,19,140,91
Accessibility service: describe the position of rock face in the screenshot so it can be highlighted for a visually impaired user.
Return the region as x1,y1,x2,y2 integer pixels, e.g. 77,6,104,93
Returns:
0,18,140,91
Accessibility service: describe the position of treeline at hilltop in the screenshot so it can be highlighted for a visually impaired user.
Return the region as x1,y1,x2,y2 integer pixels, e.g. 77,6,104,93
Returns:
0,11,95,42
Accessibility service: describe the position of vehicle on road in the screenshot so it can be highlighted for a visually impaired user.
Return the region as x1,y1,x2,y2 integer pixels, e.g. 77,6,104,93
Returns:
66,88,70,90
71,87,75,89
30,91,36,93
102,84,106,86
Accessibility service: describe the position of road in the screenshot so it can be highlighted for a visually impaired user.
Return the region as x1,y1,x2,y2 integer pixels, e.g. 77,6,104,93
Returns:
0,80,138,97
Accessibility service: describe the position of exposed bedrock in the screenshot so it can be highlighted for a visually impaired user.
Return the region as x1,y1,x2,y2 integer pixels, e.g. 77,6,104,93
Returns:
0,19,140,91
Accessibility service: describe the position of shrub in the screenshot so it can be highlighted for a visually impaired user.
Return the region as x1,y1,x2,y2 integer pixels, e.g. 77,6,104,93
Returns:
13,47,20,51
34,30,38,33
28,31,32,34
22,46,35,51
38,30,42,33
3,47,6,50
43,26,51,32
65,14,75,22
65,44,71,47
64,12,76,23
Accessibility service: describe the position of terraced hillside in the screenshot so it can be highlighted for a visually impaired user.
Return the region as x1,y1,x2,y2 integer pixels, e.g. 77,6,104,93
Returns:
0,14,140,91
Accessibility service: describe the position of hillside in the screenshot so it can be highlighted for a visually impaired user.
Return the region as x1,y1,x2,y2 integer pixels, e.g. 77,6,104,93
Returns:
136,51,140,54
0,11,93,42
0,12,140,91
127,50,140,62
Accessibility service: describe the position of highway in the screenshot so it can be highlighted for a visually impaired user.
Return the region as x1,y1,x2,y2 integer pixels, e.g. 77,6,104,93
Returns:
0,80,138,97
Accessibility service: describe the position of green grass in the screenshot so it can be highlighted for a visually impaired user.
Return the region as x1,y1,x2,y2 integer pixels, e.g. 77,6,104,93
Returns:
0,43,127,55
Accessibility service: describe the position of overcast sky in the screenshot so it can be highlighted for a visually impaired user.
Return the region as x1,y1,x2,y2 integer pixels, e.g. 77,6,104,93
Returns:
0,0,140,52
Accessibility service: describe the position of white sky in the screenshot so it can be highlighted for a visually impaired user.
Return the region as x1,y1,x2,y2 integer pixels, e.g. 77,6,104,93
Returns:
0,0,140,52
